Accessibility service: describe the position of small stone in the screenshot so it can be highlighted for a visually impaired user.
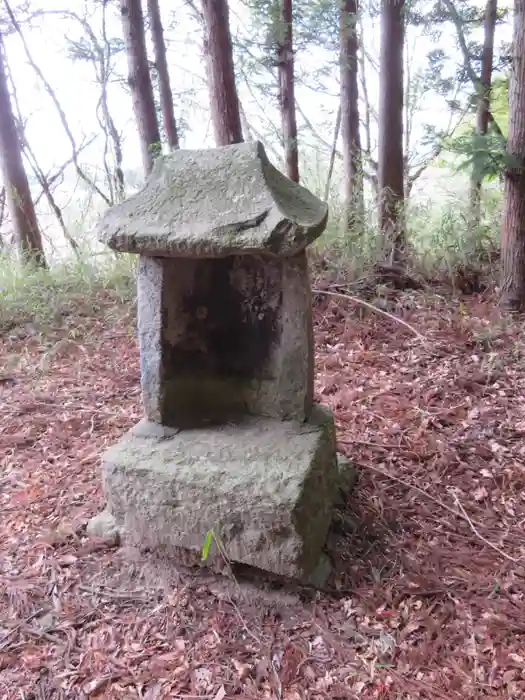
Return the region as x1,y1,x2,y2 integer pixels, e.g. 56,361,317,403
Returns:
131,418,179,440
334,455,358,506
331,511,358,535
302,553,332,589
86,509,121,546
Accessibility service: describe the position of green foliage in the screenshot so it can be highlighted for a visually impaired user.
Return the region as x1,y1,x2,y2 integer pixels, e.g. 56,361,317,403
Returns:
0,167,503,338
440,78,512,181
406,186,501,272
66,36,125,65
489,77,509,136
149,141,163,160
448,129,516,181
438,78,509,175
312,164,502,279
0,249,135,333
201,530,213,561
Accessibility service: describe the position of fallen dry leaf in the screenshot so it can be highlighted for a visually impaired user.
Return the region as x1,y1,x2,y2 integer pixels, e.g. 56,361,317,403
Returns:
1,289,525,699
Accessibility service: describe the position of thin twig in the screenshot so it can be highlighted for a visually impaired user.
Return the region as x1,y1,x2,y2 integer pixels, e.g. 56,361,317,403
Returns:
313,288,427,342
450,491,520,563
209,531,261,645
352,460,489,530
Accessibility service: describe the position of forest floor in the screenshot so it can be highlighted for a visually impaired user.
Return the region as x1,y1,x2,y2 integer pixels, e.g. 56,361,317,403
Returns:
1,284,525,700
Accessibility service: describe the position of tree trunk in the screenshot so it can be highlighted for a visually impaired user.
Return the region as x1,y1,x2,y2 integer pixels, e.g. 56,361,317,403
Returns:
120,0,161,175
3,43,80,259
147,0,180,150
500,0,525,311
4,0,111,206
239,100,255,141
340,0,363,233
202,0,243,146
377,0,405,263
100,1,126,200
469,0,498,230
277,0,299,182
324,104,341,202
358,16,378,196
0,34,46,267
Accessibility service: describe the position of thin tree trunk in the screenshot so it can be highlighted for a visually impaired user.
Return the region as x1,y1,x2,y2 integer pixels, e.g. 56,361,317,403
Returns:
120,0,161,175
101,2,126,200
469,0,498,231
64,7,126,203
358,16,378,195
4,46,80,258
340,0,363,233
403,38,412,197
377,0,405,263
0,33,46,268
441,0,506,145
277,0,299,182
202,0,243,146
4,0,111,206
25,141,81,259
0,186,5,232
500,0,525,311
147,0,179,150
239,100,254,141
324,104,341,203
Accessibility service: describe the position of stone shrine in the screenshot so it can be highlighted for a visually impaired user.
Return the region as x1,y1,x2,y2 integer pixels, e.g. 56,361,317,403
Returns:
88,141,342,586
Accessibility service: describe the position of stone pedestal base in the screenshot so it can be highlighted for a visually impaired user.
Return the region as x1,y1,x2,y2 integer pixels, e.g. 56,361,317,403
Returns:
87,405,339,585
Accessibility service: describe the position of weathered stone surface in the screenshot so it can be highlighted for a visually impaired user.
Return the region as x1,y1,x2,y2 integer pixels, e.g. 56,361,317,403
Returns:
96,405,338,581
95,141,328,258
130,418,180,439
303,553,332,590
335,455,358,506
86,509,120,546
89,138,343,588
137,252,314,425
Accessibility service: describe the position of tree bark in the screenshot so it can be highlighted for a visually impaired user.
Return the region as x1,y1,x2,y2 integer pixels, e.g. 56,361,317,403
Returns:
100,2,126,200
377,0,405,263
469,0,498,230
120,0,161,175
277,0,299,182
500,0,525,311
340,0,363,233
3,43,80,259
357,16,378,196
441,0,506,145
0,33,46,267
202,0,243,146
147,0,179,150
324,104,341,202
239,100,254,141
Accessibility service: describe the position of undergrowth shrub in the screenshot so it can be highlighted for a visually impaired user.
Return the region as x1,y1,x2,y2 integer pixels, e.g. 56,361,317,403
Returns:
313,182,501,284
0,250,136,331
0,165,503,335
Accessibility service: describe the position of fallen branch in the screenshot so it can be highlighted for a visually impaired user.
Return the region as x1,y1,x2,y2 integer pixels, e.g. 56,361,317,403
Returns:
349,459,489,530
450,491,520,563
312,288,427,342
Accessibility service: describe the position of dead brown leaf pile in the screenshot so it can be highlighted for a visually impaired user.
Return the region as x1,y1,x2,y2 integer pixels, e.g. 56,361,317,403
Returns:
1,291,524,699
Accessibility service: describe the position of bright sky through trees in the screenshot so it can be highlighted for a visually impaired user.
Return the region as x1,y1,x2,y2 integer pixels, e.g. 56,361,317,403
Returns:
2,0,512,195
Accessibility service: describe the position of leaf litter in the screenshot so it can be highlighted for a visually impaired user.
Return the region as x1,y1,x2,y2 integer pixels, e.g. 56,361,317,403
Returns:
1,290,524,699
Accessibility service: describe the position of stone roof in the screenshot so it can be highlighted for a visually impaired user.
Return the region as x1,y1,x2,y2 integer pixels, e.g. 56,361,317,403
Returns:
96,141,329,258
